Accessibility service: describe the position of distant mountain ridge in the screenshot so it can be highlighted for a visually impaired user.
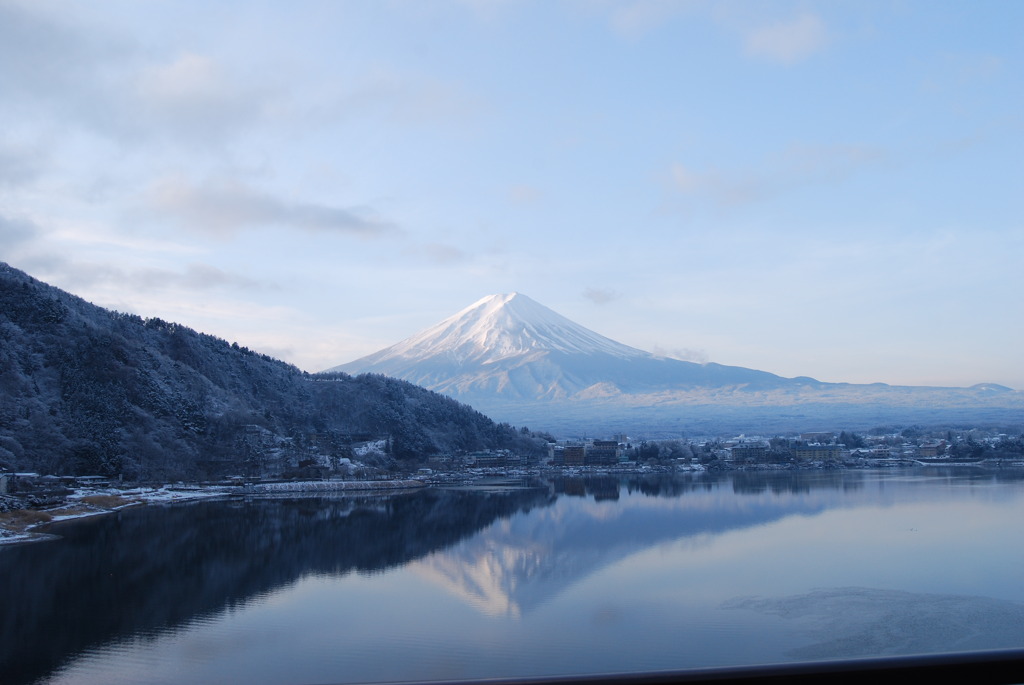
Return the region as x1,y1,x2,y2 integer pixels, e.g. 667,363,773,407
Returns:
330,293,1023,435
0,263,538,479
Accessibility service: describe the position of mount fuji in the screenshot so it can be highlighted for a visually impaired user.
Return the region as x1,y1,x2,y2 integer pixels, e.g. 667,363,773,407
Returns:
329,294,1022,435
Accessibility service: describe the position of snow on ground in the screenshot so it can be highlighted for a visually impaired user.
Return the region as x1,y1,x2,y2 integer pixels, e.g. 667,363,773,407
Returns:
0,485,233,545
68,485,231,505
0,530,34,544
0,478,431,544
353,440,388,457
251,479,423,493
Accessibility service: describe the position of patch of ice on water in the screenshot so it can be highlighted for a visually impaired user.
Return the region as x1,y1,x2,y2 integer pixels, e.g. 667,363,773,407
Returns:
724,587,1024,659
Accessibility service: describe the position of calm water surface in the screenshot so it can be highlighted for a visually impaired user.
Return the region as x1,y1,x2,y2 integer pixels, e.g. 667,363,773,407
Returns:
4,469,1024,684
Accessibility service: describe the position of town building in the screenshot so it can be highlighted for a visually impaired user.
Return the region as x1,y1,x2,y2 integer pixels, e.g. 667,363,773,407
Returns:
730,441,769,461
586,440,620,465
563,444,586,466
791,444,844,461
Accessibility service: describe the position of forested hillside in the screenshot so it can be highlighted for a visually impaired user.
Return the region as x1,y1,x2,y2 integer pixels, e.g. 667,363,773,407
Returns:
0,263,536,480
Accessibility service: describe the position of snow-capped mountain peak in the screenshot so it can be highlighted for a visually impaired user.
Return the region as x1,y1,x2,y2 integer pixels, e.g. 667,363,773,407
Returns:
354,293,650,366
327,293,786,402
325,293,1022,433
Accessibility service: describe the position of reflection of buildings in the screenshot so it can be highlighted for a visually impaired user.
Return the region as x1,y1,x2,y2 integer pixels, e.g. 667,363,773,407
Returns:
552,477,619,501
589,478,620,501
561,478,587,497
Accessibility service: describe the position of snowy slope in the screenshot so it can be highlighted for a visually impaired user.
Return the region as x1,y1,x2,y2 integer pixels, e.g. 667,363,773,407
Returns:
328,293,790,400
325,294,1024,432
327,293,1023,434
346,293,649,365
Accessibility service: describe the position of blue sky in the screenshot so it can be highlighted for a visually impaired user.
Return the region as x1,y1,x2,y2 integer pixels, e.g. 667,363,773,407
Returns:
2,0,1021,388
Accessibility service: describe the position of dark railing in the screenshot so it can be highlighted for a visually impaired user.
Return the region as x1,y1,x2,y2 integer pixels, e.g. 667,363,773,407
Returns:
366,650,1024,685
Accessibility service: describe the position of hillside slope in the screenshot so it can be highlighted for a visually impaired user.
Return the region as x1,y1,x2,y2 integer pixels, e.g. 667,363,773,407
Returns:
0,263,534,479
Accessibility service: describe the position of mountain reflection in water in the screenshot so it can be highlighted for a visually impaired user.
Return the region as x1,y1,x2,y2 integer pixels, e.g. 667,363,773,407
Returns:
410,472,864,617
4,469,1024,685
2,488,553,685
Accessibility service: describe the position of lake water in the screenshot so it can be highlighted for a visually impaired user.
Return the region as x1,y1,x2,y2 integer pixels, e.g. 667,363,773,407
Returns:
4,468,1024,684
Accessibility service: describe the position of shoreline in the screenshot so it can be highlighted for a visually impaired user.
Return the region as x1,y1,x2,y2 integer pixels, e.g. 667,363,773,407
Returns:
0,478,431,546
0,485,232,546
3,462,1018,546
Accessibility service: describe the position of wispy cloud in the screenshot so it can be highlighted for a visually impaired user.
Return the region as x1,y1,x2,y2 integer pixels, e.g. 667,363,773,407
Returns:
781,143,887,180
174,263,270,291
592,3,829,66
404,243,469,266
147,177,400,237
308,69,479,128
743,12,828,64
21,257,274,296
453,0,525,23
922,53,1004,94
135,53,277,144
0,141,46,187
0,3,124,105
0,214,40,250
96,262,272,293
670,163,760,207
671,143,887,208
603,0,705,38
651,345,709,364
508,184,543,205
583,287,619,305
0,4,282,149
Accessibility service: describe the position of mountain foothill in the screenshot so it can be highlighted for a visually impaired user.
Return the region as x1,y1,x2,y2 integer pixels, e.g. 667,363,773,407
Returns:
2,263,1021,481
0,263,541,481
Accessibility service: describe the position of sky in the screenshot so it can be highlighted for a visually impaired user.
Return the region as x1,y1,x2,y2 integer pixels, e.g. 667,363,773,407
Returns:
1,0,1022,389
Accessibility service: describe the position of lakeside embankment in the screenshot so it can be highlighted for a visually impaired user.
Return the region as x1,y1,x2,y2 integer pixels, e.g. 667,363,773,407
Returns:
0,485,230,545
4,458,1011,545
0,479,427,545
